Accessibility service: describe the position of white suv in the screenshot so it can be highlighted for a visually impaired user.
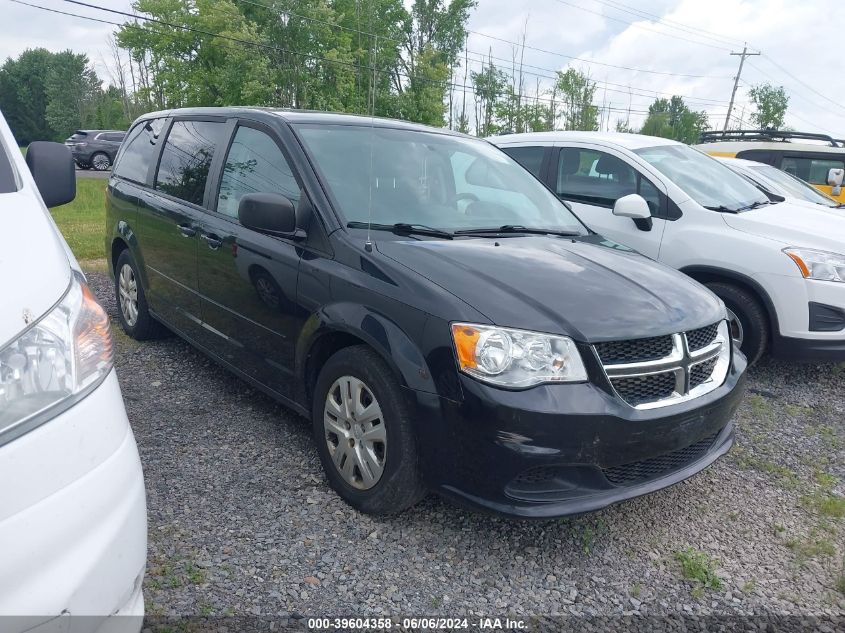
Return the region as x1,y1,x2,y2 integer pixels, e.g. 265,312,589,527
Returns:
0,112,146,631
492,132,845,363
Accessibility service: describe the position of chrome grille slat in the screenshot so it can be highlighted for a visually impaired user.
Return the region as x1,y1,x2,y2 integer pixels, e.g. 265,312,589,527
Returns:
594,322,728,409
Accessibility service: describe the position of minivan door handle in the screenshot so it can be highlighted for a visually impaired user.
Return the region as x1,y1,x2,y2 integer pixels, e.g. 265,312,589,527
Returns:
201,233,223,250
177,224,197,238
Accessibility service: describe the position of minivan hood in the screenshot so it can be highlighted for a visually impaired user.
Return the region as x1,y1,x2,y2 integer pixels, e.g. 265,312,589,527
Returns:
722,201,845,252
0,188,72,349
377,235,724,342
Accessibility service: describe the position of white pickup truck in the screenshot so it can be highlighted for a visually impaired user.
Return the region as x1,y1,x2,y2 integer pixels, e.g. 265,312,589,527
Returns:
492,132,845,364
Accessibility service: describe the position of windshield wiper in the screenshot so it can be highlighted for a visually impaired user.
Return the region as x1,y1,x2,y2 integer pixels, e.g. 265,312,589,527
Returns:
703,205,739,213
739,200,771,211
454,225,581,237
347,221,453,239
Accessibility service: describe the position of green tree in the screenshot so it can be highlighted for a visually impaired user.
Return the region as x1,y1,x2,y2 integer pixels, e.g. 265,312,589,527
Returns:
748,83,789,129
0,48,54,144
640,96,708,144
471,58,508,136
45,51,102,139
554,68,598,131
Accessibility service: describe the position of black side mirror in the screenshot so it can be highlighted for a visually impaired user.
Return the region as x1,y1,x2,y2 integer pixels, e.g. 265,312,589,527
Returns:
238,192,303,238
26,141,76,207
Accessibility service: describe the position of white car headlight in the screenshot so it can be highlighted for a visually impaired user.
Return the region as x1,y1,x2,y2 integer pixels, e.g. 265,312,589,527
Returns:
451,323,587,388
0,272,114,443
784,248,845,282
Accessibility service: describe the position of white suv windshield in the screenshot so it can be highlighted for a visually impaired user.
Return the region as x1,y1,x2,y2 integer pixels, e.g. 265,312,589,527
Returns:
635,144,769,211
295,124,586,234
751,164,840,207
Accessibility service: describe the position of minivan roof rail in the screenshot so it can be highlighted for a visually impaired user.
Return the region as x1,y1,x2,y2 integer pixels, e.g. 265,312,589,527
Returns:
699,129,844,147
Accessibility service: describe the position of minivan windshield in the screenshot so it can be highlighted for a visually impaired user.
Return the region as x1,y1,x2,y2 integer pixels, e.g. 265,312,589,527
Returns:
295,124,586,234
634,144,770,212
749,164,840,207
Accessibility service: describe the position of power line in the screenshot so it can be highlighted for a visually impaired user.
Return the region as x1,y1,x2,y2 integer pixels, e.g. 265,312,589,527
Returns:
760,55,845,115
550,0,733,52
591,0,749,49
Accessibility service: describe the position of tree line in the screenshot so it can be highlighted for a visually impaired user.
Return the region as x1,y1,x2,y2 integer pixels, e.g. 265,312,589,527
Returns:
0,0,791,145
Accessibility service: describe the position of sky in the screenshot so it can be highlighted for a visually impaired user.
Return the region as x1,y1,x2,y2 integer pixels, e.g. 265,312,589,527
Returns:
2,0,842,137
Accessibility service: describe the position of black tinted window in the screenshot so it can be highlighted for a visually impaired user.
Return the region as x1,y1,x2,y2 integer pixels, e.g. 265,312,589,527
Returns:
100,132,125,142
156,120,226,205
113,119,166,184
557,148,637,206
501,146,544,178
217,126,300,218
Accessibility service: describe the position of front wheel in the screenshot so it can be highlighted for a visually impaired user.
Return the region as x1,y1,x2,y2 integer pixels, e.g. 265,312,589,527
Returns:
114,250,167,340
706,282,768,364
312,346,426,515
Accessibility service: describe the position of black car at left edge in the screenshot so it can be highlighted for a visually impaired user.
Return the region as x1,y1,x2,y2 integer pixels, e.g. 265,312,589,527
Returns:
105,107,747,518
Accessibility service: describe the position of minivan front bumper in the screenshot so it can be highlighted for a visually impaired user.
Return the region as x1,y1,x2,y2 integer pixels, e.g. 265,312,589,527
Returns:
411,350,746,518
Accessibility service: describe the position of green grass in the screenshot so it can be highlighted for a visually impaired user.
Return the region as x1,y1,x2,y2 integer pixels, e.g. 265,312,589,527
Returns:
803,492,845,519
674,548,723,591
48,178,107,262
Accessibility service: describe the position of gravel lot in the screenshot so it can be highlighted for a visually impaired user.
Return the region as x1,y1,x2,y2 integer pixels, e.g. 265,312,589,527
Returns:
87,271,845,620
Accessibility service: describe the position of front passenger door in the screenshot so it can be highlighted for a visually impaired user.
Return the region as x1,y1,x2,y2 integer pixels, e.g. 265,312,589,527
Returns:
551,146,665,259
195,123,307,396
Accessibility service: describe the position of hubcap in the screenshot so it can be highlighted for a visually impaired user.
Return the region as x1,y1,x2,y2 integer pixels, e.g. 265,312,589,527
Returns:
726,308,744,348
323,376,386,490
118,263,139,327
93,154,110,170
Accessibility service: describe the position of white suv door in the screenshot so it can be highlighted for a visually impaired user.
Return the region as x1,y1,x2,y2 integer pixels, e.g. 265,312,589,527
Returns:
551,144,668,259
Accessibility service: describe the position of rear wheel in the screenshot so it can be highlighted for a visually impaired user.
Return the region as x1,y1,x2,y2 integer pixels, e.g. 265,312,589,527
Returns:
114,249,167,340
91,152,111,171
312,346,426,515
706,282,768,364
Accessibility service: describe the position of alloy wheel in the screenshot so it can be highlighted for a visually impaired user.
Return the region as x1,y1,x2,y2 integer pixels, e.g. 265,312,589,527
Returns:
118,263,139,327
92,154,111,170
323,376,386,490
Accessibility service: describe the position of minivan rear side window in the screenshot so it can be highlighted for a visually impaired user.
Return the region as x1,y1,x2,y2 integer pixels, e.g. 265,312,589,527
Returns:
113,118,166,184
156,120,226,206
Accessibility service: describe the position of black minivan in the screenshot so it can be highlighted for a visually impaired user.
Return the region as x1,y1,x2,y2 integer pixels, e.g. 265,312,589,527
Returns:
106,108,746,518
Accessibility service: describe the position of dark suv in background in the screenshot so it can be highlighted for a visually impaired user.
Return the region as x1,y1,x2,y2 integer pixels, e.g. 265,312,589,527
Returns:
65,129,126,171
105,107,746,518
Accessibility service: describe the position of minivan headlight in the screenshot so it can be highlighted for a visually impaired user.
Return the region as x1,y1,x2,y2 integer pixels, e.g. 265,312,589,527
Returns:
451,323,587,388
0,272,114,441
784,248,845,282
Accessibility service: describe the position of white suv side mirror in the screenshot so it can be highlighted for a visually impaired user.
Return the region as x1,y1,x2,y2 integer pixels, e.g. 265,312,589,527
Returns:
613,194,651,219
827,167,844,187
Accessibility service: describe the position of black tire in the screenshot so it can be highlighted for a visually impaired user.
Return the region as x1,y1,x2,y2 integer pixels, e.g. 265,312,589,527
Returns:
114,249,167,340
91,152,111,171
706,281,768,364
312,345,426,515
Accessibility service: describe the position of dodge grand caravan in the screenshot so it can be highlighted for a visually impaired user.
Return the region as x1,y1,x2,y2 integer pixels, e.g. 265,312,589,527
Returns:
0,112,146,629
494,132,845,364
106,108,746,518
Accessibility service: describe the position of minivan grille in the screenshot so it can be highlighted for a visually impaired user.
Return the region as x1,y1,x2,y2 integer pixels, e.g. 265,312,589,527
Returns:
594,335,673,364
594,322,727,409
602,432,719,486
690,357,718,389
687,323,718,351
611,372,677,406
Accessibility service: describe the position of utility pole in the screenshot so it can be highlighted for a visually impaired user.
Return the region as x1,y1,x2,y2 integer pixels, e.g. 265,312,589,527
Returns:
723,44,760,134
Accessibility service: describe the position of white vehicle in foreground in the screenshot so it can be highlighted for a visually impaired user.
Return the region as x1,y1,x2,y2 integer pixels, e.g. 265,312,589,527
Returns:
492,132,845,363
716,156,844,211
0,111,146,632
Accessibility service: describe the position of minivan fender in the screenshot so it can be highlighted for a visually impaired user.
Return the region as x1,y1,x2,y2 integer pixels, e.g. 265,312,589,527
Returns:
297,303,438,404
